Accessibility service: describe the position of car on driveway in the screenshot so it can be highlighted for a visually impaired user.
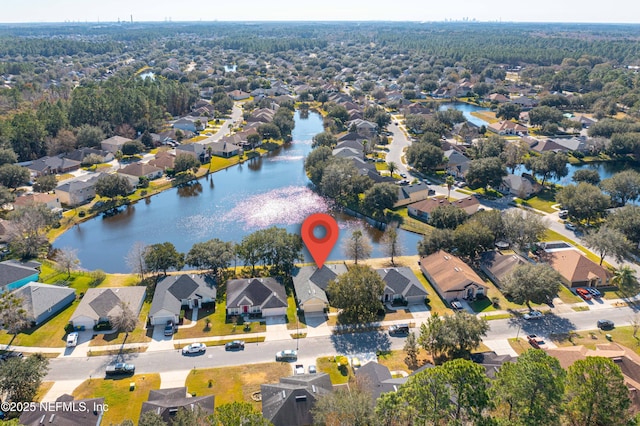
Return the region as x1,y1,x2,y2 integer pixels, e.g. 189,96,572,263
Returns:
597,319,615,330
527,334,545,349
164,320,175,336
66,332,78,347
225,340,245,351
182,342,206,355
576,287,592,300
308,365,317,374
294,364,305,375
587,287,602,298
523,310,543,320
450,300,464,311
558,210,569,219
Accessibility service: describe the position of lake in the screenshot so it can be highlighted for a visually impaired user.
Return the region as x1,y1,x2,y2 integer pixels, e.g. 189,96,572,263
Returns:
438,102,490,127
55,111,423,272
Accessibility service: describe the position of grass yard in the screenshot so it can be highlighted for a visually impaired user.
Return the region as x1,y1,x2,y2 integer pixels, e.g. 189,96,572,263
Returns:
411,269,450,315
185,363,291,408
514,188,557,213
73,373,161,425
208,156,241,173
90,301,153,347
317,356,352,384
551,325,640,353
377,350,432,373
393,207,432,235
286,294,307,331
34,381,55,402
557,285,583,304
0,298,77,347
470,110,499,124
508,337,534,355
173,301,266,340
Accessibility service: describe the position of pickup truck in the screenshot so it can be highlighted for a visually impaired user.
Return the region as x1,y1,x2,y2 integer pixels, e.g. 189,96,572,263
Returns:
527,334,545,349
105,362,135,377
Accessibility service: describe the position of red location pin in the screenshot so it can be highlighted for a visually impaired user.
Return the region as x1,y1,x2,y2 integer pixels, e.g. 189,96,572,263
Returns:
301,213,339,269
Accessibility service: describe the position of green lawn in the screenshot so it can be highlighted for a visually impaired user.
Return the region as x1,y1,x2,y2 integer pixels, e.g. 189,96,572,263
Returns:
286,294,306,331
89,301,153,347
393,207,433,235
551,325,640,354
514,187,557,213
185,363,291,409
0,299,78,347
173,300,266,339
317,356,351,384
411,268,451,315
557,285,583,304
73,373,161,425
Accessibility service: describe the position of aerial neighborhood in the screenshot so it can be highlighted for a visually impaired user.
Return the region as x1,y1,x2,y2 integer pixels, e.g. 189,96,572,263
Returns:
1,20,640,425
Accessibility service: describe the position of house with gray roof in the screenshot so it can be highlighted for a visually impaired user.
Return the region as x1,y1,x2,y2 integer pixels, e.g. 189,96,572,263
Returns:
26,155,81,177
20,394,106,426
292,264,348,314
12,282,75,326
444,149,471,177
149,274,217,326
261,373,333,426
0,259,40,292
394,182,433,207
226,277,287,317
480,251,529,288
63,147,114,163
70,286,146,330
139,387,214,424
377,267,428,305
100,135,132,154
355,361,434,403
55,172,106,206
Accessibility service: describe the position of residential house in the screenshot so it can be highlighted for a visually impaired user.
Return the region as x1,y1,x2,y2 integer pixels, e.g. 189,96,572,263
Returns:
571,114,597,129
394,182,432,208
549,137,587,152
444,149,471,177
488,120,529,136
173,116,207,133
470,351,516,379
26,155,81,177
64,147,114,163
540,249,610,289
117,162,164,181
55,173,106,206
511,96,537,109
480,251,528,288
139,387,215,423
376,267,428,304
355,361,434,403
419,250,488,302
247,108,276,124
0,259,41,292
19,394,106,426
13,193,62,211
528,138,566,153
401,102,431,116
408,196,480,222
100,136,132,154
499,173,541,198
176,142,207,162
148,151,176,170
347,119,377,138
487,93,510,103
292,264,348,314
261,373,333,426
226,277,288,317
333,146,363,159
69,286,146,330
12,282,76,326
228,89,251,100
149,274,217,326
203,140,241,158
335,139,366,153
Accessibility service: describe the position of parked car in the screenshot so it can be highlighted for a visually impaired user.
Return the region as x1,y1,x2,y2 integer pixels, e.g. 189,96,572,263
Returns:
388,324,410,335
275,350,297,362
0,351,23,362
164,320,175,337
308,365,317,374
527,334,544,349
523,310,543,320
294,364,305,375
225,340,245,351
576,287,592,300
564,222,577,231
597,319,615,330
587,287,602,298
105,362,135,376
400,172,407,178
182,342,206,355
450,300,463,311
66,332,78,347
558,210,569,219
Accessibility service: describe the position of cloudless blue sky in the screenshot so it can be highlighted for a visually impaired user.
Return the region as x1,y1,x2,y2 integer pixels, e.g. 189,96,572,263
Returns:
2,0,639,24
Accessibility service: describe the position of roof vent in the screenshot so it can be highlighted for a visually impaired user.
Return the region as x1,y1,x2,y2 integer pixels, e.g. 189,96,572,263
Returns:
49,414,56,423
281,390,286,399
444,255,450,260
295,395,307,402
312,385,317,393
454,267,461,272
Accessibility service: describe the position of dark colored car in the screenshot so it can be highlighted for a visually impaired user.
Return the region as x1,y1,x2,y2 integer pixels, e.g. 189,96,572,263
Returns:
0,352,23,362
164,320,175,336
388,324,410,335
225,340,245,351
105,362,135,376
587,288,602,298
597,319,615,330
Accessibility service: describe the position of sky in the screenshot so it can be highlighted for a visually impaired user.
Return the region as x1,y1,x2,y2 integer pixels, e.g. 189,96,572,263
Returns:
2,0,639,24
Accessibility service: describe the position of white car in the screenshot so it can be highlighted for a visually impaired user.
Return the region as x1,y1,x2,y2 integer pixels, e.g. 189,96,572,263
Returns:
182,342,206,355
295,364,305,374
66,332,78,347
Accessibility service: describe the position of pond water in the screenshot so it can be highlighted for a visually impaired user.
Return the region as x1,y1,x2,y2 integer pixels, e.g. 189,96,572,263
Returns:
55,111,423,272
438,102,491,127
513,161,640,187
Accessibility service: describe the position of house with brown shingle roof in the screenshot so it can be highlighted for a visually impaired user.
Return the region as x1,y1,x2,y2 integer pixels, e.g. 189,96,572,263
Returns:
480,251,528,288
408,196,479,222
148,151,176,170
488,120,529,136
13,193,61,211
419,250,488,302
117,162,163,180
541,249,610,289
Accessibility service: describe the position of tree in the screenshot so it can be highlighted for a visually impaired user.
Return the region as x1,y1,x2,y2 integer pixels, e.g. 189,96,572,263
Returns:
502,209,548,250
556,182,610,224
470,209,504,242
76,124,105,148
312,380,375,426
600,170,640,206
496,103,522,121
445,175,455,199
404,331,419,369
406,143,445,175
121,140,146,156
327,264,385,323
311,131,336,148
319,158,372,206
563,357,631,426
47,129,77,155
362,183,398,220
468,135,505,159
386,161,398,178
465,156,507,190
33,174,58,193
612,265,639,296
186,238,235,277
382,225,402,266
0,164,30,190
441,358,490,423
418,312,489,360
501,140,530,173
138,410,168,426
609,205,640,247
126,241,148,280
174,152,201,174
529,105,564,127
453,222,494,259
257,123,281,140
215,402,271,426
7,204,57,259
343,228,372,265
526,151,568,186
502,263,562,309
0,353,48,407
572,168,601,185
0,292,30,336
56,247,80,278
144,242,185,276
0,185,15,206
417,228,454,256
0,148,18,166
95,173,133,200
490,349,566,426
584,226,632,265
428,204,468,229
109,301,138,339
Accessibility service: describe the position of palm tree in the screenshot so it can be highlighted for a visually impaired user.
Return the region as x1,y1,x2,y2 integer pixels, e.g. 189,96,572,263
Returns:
612,265,640,297
387,161,397,178
446,175,455,200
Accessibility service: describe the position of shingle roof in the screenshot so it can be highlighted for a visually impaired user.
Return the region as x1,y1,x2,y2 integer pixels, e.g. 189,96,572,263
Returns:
0,260,40,289
480,251,528,286
20,395,106,426
377,267,427,298
543,250,610,285
118,162,162,178
71,286,146,322
140,387,214,424
292,265,348,305
150,274,216,317
419,250,487,295
12,282,75,320
226,278,287,310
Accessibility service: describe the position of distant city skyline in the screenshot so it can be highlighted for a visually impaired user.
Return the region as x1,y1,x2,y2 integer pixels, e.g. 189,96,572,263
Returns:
2,0,639,24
